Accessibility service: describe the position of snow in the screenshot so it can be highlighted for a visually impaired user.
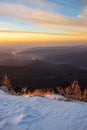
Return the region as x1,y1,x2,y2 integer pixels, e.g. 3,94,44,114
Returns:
0,89,87,130
0,89,6,94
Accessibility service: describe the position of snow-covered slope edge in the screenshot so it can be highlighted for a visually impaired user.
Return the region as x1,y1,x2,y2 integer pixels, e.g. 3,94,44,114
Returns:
0,90,87,130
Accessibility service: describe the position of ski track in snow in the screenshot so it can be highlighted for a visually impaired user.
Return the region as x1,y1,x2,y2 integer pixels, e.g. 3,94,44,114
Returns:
0,90,87,130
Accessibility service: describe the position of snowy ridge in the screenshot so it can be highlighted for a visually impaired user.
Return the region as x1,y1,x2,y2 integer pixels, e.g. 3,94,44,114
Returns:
0,90,87,130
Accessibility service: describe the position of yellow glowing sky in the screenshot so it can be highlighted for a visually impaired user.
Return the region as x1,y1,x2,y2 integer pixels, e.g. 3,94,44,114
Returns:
0,31,87,46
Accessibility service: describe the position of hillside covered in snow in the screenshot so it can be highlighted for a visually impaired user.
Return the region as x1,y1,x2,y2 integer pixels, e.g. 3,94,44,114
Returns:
0,90,87,130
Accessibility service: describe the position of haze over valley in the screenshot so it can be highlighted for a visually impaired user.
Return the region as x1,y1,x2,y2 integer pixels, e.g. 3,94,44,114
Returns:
0,45,87,68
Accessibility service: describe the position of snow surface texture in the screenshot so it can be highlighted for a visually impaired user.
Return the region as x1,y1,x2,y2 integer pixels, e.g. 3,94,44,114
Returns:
0,90,87,130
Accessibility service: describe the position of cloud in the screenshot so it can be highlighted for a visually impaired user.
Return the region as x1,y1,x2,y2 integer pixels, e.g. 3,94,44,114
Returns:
0,29,87,37
0,0,57,9
0,3,87,33
0,22,16,27
0,0,84,15
0,29,78,36
1,0,87,7
78,6,87,20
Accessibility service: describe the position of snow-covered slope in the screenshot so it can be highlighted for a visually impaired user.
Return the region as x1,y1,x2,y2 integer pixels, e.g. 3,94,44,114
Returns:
0,90,87,130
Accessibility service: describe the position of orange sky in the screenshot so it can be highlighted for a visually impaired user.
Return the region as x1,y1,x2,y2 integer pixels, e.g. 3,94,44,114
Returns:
0,31,87,47
0,31,87,43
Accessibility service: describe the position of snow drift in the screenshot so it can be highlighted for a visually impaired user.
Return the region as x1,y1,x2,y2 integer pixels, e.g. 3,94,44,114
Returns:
0,90,87,130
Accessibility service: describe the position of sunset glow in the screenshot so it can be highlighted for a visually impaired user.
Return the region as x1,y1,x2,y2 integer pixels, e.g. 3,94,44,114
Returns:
0,0,87,46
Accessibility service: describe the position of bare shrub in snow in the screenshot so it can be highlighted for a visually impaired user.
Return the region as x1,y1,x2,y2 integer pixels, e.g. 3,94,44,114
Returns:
57,80,87,102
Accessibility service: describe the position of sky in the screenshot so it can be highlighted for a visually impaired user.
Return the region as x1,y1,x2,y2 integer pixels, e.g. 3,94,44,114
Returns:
0,0,87,47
